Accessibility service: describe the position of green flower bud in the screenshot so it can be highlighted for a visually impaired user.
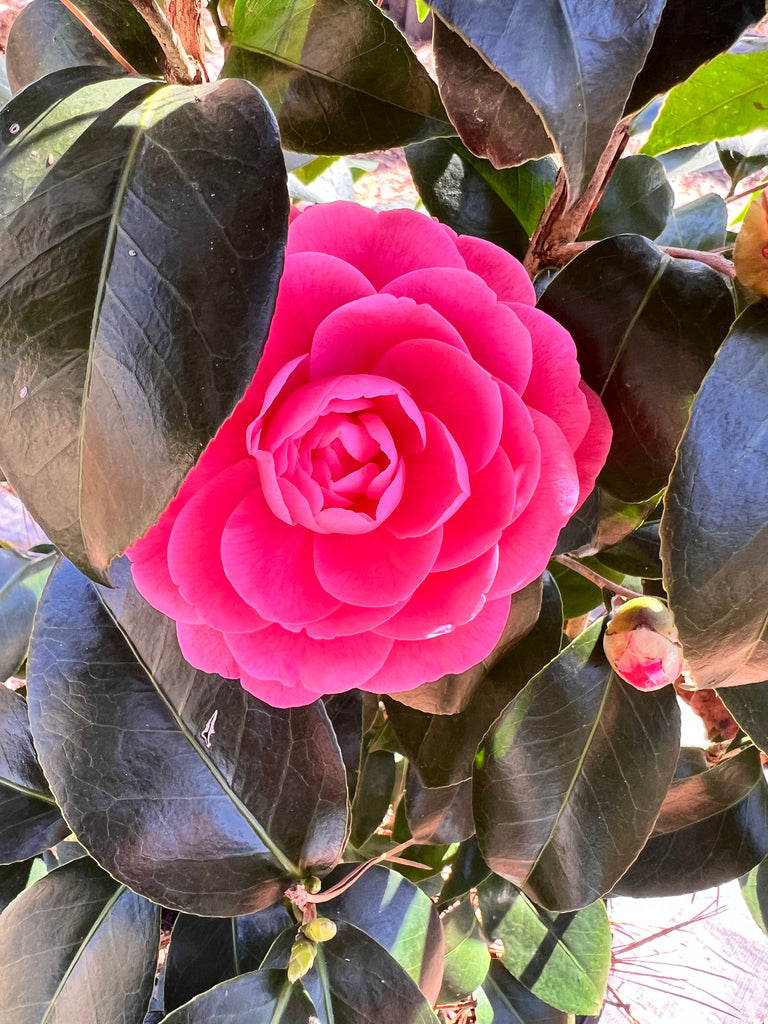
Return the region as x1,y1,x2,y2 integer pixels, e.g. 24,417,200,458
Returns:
304,875,322,895
287,937,317,983
303,917,337,943
604,597,683,691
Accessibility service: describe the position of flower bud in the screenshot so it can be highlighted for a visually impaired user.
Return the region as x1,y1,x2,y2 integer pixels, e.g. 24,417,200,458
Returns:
603,597,683,691
303,917,337,943
287,937,317,983
304,875,322,895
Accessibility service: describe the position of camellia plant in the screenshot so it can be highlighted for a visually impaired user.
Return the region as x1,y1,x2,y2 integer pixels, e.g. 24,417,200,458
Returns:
4,0,768,1020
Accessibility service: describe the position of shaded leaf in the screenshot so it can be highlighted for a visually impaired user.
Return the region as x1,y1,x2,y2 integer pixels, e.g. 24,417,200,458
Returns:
324,690,363,802
428,0,665,197
0,857,33,914
740,855,768,935
718,681,768,754
26,559,348,915
613,746,768,897
431,18,552,170
0,683,68,864
0,546,56,680
718,131,768,189
438,836,491,909
405,768,474,846
385,575,562,787
594,522,662,580
262,921,440,1024
554,486,661,558
474,621,681,911
480,958,570,1024
349,748,396,848
161,969,317,1023
662,304,768,687
224,0,451,154
627,0,765,113
0,856,160,1024
6,0,164,92
477,877,610,1016
581,155,673,242
539,235,734,501
643,48,768,157
0,67,288,575
438,897,490,1002
655,194,728,251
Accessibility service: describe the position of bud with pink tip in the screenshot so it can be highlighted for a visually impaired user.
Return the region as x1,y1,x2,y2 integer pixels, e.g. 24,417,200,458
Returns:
603,597,683,691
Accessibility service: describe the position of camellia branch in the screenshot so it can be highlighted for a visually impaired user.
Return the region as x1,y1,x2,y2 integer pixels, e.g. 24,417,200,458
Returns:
552,553,642,600
56,0,139,73
547,241,736,279
127,0,204,83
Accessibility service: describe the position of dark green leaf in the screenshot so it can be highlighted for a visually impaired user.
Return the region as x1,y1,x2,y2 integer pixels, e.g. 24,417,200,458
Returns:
438,897,490,1002
538,235,734,501
555,486,661,558
740,855,768,935
594,522,662,580
0,856,160,1024
0,546,56,680
474,621,681,911
477,877,610,1016
480,959,570,1024
0,67,288,575
349,749,396,848
405,768,474,845
161,969,317,1023
428,0,665,197
319,862,444,1004
718,132,768,189
548,561,603,621
581,156,673,242
6,0,164,92
324,690,363,802
655,194,728,250
431,17,552,170
718,681,768,754
0,858,33,914
26,559,348,915
164,904,294,1013
438,836,491,909
627,0,765,113
613,746,768,897
262,921,440,1024
0,683,68,864
224,0,451,154
662,304,768,687
385,575,562,787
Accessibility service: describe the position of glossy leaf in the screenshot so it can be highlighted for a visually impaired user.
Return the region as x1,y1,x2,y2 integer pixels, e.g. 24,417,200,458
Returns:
655,194,728,251
480,959,571,1024
477,876,611,1016
262,921,441,1024
0,67,288,575
349,748,396,848
438,897,490,1002
324,690,364,802
385,575,562,788
438,836,491,909
428,0,665,197
0,856,160,1024
613,746,768,897
0,858,33,914
554,486,662,558
319,862,444,1004
474,620,681,911
539,235,734,501
718,681,768,754
163,903,293,1013
594,522,662,580
740,854,768,935
626,0,765,113
718,132,768,189
0,546,56,680
6,0,164,92
161,969,318,1023
581,155,673,242
0,684,68,864
662,305,768,688
224,0,451,154
26,559,348,915
431,17,552,171
643,48,768,157
405,769,474,846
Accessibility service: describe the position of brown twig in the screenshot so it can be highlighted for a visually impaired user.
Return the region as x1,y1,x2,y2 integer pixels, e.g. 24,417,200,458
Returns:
552,553,641,600
127,0,203,84
56,0,138,73
543,240,736,278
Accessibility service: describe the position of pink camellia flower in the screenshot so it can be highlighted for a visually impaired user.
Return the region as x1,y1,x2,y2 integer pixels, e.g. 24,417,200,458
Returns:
127,202,612,707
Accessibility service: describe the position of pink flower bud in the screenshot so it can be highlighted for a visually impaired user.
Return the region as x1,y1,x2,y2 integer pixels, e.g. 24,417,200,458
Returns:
603,597,683,691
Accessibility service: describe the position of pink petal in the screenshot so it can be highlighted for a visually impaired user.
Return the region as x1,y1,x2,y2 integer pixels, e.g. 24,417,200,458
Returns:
387,413,470,539
383,269,533,393
514,303,591,451
240,672,321,709
572,383,612,510
166,460,272,632
374,339,503,474
456,234,536,305
304,599,407,639
286,201,466,289
220,489,341,625
489,409,580,597
314,525,443,607
128,513,202,624
497,381,541,519
374,547,499,640
309,293,467,379
176,621,240,678
433,447,516,571
362,595,512,694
